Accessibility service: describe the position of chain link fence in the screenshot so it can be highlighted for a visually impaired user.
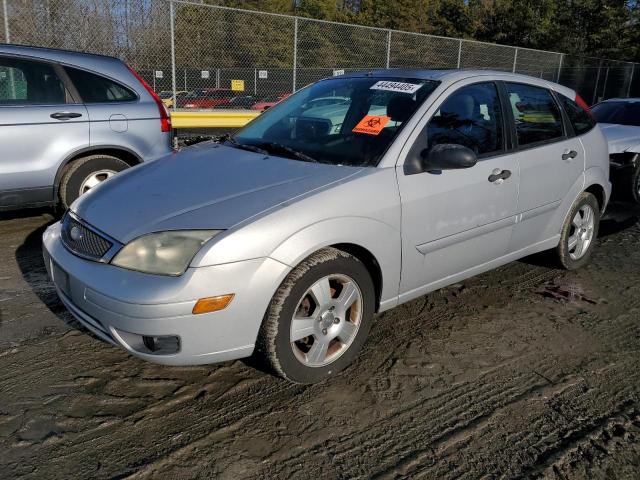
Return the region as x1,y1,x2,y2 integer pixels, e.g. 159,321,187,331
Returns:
2,0,639,111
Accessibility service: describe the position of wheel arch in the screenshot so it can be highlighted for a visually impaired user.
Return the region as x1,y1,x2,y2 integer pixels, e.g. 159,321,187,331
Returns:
330,243,383,312
53,145,143,194
267,217,402,313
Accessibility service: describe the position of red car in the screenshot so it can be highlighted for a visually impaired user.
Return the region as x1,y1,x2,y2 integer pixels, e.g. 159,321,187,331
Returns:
251,93,291,111
177,89,234,109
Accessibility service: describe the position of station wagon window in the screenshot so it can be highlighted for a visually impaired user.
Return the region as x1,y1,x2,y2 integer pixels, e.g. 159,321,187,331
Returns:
0,57,67,105
427,82,504,156
505,83,563,146
65,67,137,103
559,95,596,135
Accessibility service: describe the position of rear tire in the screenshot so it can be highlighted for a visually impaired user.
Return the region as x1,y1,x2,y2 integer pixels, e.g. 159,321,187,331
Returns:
556,192,600,270
254,247,375,384
59,155,130,209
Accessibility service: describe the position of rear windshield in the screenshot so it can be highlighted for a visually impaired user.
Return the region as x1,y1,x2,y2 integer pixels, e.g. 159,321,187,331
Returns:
592,101,640,127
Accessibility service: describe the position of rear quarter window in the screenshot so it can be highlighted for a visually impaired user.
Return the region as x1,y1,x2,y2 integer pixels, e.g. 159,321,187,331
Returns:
559,95,596,135
65,67,137,103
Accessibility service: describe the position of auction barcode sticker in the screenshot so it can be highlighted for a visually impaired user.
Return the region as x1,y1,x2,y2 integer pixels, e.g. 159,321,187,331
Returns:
370,81,422,94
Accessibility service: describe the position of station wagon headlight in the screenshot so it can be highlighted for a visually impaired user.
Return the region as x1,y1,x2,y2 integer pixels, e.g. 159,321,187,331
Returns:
111,230,221,276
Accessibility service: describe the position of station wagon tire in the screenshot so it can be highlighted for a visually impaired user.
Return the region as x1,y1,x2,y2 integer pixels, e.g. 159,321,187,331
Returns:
59,155,130,208
255,247,375,384
556,192,600,270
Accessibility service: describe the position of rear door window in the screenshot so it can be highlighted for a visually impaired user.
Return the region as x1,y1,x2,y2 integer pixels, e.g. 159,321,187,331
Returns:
559,95,596,135
505,83,564,146
0,57,67,105
427,82,504,156
65,67,137,103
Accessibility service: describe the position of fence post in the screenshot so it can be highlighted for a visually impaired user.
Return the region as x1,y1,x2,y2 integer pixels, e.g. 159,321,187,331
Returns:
184,68,187,90
456,39,462,69
512,47,518,73
627,64,635,98
556,53,563,83
386,30,391,69
2,0,10,43
169,0,177,109
254,68,257,95
602,66,610,100
292,17,298,93
592,61,602,105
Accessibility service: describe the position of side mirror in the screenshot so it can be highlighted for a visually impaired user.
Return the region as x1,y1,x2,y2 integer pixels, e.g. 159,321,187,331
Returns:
421,144,477,172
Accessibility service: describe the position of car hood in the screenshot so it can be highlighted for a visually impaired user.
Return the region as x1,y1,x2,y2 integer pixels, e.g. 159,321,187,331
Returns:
599,123,640,154
72,144,364,244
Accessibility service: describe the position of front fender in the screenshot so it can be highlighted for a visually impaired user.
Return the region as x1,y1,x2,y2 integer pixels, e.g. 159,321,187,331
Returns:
269,217,401,311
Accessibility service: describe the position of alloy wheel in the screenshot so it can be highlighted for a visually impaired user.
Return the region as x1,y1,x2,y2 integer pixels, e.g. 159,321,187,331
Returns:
290,274,363,367
568,204,596,260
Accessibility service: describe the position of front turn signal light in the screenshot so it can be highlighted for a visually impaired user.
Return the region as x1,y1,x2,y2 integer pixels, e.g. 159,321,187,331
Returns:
192,294,235,314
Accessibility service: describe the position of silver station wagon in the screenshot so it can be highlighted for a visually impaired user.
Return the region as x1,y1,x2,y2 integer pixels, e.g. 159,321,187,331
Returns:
43,70,611,384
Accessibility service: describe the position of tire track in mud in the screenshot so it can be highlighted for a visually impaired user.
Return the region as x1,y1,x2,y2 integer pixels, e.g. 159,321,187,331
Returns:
1,238,569,479
2,213,640,479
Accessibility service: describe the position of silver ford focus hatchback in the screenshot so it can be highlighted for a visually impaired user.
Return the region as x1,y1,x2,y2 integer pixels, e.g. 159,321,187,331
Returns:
43,70,611,383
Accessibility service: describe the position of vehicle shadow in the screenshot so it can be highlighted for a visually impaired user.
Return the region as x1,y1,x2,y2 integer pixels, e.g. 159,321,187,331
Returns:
14,217,108,344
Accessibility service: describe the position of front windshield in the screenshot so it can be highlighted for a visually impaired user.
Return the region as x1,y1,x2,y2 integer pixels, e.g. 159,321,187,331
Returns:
592,101,640,127
233,77,439,166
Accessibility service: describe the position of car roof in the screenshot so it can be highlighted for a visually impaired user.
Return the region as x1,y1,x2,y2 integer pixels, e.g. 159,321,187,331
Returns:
0,43,123,70
338,68,576,98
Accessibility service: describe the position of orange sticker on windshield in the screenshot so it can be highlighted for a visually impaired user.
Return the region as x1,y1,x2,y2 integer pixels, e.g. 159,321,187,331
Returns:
352,115,391,135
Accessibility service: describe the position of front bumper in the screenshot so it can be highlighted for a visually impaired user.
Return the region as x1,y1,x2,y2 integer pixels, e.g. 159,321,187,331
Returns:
42,222,290,365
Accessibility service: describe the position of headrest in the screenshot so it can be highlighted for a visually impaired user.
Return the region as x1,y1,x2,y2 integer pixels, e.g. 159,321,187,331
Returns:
387,95,416,122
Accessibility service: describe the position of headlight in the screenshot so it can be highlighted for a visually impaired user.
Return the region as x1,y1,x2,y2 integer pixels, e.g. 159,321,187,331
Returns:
111,230,221,276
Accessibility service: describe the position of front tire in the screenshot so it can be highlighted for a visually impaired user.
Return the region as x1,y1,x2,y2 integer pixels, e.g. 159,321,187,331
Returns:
59,155,130,209
255,247,375,384
556,192,600,270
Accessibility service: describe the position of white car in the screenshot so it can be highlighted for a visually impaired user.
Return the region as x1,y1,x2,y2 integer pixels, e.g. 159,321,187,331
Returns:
592,98,640,203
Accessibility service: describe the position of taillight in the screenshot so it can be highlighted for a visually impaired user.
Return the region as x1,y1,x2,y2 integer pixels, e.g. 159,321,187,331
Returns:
126,64,172,133
575,94,594,119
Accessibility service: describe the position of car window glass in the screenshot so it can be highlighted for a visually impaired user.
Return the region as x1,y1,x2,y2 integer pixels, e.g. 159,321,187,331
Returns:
559,95,596,135
235,77,439,166
505,83,563,146
65,67,137,103
427,82,503,156
0,57,67,105
591,101,640,127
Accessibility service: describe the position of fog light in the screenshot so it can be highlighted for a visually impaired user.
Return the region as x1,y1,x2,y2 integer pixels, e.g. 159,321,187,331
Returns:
142,335,180,354
192,294,234,314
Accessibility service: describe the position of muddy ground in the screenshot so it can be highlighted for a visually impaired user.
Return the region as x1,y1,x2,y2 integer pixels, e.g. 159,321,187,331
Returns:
1,204,640,479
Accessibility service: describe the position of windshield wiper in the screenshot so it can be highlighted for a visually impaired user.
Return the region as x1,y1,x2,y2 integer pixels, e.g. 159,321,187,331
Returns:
219,134,269,155
255,142,320,163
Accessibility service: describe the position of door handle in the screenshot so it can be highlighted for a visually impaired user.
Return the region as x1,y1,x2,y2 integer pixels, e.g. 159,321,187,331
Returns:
488,169,512,183
562,150,578,161
50,112,83,120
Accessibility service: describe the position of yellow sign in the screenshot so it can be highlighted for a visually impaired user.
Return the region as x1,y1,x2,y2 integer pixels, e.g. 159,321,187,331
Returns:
231,79,245,92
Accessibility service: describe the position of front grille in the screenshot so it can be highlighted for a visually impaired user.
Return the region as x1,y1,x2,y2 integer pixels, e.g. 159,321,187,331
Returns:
61,214,113,260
